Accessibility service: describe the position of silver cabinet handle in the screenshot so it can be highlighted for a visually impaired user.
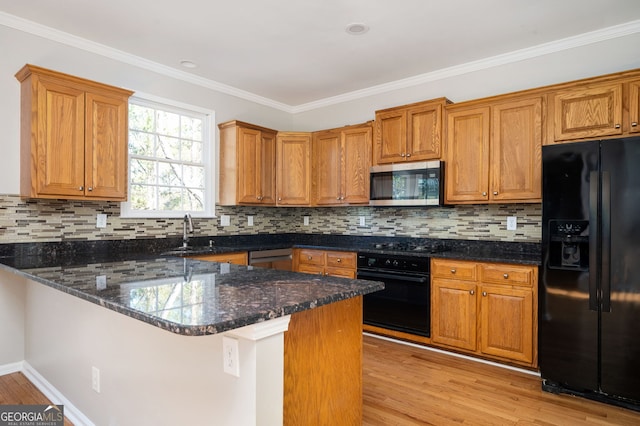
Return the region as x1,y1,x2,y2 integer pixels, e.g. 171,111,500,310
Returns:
632,122,638,127
307,256,312,260
482,192,487,196
278,197,282,201
78,186,84,191
450,269,456,274
406,153,411,157
503,273,509,279
615,124,621,129
493,191,498,195
482,291,487,297
337,258,341,263
401,153,406,157
469,290,475,295
88,187,93,191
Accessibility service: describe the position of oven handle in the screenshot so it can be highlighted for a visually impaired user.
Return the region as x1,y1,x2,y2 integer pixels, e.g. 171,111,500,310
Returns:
357,270,428,283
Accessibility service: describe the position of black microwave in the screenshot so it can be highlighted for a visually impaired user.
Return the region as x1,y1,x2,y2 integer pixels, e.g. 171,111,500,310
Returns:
369,161,444,206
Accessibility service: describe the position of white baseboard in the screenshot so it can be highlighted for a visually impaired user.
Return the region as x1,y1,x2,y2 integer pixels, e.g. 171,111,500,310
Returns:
2,361,96,426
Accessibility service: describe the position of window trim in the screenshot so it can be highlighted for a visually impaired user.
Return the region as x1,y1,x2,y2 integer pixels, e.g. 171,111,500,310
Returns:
120,92,216,219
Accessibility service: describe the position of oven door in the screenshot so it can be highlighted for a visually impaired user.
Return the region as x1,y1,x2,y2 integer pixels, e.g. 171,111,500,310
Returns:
358,269,430,337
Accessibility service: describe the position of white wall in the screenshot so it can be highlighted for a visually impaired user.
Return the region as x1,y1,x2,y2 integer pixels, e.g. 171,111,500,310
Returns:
291,33,640,131
0,270,25,366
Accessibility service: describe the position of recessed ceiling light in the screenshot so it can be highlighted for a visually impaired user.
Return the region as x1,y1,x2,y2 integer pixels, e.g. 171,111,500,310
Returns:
180,60,198,69
345,23,369,35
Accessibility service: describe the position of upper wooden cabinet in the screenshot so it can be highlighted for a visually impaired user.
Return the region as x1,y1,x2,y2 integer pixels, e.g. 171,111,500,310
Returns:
312,123,372,206
15,64,132,201
629,80,640,135
276,132,312,206
218,120,277,206
373,98,450,165
445,96,542,204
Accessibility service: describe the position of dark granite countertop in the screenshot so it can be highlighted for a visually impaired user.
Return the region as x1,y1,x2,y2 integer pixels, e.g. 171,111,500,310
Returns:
0,253,383,336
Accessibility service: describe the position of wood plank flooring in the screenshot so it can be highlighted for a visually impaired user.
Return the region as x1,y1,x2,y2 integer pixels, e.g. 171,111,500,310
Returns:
363,334,640,425
0,372,73,426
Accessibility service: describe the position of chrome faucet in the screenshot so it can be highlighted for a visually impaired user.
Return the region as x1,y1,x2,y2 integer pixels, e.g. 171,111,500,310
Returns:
183,214,194,248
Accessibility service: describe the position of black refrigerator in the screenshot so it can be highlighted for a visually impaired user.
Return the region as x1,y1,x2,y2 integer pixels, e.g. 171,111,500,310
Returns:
540,136,640,409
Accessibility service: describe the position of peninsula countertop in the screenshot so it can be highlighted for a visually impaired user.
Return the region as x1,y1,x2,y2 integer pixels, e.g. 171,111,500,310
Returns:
0,252,384,336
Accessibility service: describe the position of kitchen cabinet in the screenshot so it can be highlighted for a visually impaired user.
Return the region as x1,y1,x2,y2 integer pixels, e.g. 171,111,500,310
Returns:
444,95,542,204
276,132,312,206
431,258,538,367
312,122,372,206
218,120,277,206
15,64,132,201
189,252,248,265
629,80,640,134
293,248,357,279
373,98,450,165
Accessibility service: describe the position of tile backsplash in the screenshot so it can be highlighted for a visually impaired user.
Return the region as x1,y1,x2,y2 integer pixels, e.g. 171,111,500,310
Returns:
0,195,541,244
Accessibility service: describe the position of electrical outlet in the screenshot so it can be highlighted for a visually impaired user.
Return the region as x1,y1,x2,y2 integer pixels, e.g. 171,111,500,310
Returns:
247,215,254,226
96,275,107,291
220,215,231,227
359,216,366,227
96,213,107,228
506,216,517,231
92,366,101,393
303,216,310,226
222,336,240,377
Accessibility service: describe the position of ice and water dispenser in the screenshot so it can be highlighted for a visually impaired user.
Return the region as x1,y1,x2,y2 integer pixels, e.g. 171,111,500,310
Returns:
548,220,589,270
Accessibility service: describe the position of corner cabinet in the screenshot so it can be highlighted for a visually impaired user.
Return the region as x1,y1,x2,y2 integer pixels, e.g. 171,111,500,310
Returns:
431,258,538,368
444,95,542,204
218,120,277,206
312,123,372,206
373,98,450,165
276,132,312,206
15,64,133,201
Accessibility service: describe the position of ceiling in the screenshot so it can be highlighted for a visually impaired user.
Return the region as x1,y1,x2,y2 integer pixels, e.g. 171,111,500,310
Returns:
2,0,640,109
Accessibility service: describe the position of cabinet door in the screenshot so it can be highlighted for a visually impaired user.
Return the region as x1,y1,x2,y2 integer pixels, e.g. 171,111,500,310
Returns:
313,131,342,206
479,285,533,364
431,279,477,351
276,132,311,206
34,76,86,197
374,109,406,164
342,126,372,204
258,130,277,205
445,106,490,203
236,127,262,204
630,80,640,134
551,83,623,141
407,103,442,160
490,97,542,202
85,90,128,199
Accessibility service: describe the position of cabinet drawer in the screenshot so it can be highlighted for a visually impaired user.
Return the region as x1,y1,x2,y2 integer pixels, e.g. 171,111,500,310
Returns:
431,259,477,281
480,263,533,287
297,249,325,266
325,267,356,279
326,251,356,269
297,263,325,275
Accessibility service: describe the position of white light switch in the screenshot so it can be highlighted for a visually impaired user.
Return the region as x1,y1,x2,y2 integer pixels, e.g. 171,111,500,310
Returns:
96,214,107,228
506,216,517,231
220,215,231,227
303,216,310,226
247,215,254,226
96,275,107,290
359,216,366,227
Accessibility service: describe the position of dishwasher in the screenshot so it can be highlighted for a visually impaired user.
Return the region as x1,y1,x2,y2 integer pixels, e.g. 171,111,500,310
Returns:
248,248,293,271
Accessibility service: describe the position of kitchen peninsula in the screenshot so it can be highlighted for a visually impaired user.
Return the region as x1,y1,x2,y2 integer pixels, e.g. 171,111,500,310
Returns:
0,248,383,425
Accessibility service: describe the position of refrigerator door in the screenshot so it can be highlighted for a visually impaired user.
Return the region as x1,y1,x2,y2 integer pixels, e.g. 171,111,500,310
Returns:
600,137,640,401
540,141,599,391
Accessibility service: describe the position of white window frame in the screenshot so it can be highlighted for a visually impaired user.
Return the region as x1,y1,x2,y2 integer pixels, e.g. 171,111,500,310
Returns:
121,93,216,218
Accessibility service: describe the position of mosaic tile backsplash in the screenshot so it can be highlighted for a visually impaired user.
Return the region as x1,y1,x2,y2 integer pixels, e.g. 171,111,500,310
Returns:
0,195,541,244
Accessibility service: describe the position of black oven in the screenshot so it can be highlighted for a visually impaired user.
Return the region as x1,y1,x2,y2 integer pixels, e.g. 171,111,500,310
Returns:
358,252,431,337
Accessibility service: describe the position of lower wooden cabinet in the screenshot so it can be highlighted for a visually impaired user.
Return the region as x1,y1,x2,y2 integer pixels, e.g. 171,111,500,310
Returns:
188,252,248,265
293,248,356,279
431,258,538,367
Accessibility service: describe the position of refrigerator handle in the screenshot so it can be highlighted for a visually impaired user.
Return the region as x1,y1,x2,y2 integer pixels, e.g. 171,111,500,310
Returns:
602,171,611,312
589,171,599,311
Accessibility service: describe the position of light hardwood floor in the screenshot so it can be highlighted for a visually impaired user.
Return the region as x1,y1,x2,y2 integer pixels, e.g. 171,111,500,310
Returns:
363,334,640,425
0,372,73,426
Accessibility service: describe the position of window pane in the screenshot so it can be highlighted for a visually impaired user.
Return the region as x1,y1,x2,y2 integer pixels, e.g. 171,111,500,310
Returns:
183,165,204,188
159,187,183,210
181,140,203,163
156,111,180,137
185,189,204,211
129,104,155,132
181,116,202,141
158,161,182,186
129,131,154,157
156,135,181,160
130,184,157,210
130,159,157,185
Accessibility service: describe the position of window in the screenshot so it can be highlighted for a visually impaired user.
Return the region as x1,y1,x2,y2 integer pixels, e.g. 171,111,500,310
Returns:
121,96,215,218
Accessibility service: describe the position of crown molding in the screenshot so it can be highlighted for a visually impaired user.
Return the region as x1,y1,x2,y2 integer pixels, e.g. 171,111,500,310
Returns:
0,11,294,113
290,19,640,113
2,11,639,114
